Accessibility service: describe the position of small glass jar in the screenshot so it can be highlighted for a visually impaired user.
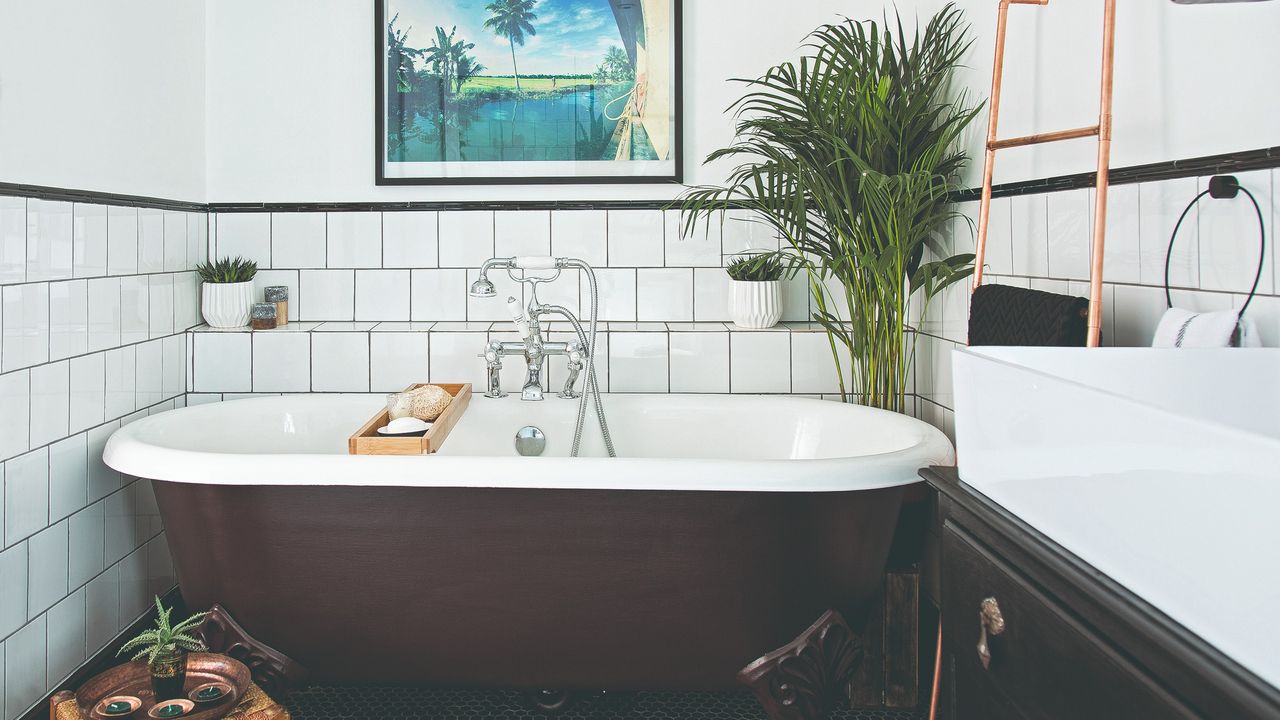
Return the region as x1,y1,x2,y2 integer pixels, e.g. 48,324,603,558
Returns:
150,645,188,702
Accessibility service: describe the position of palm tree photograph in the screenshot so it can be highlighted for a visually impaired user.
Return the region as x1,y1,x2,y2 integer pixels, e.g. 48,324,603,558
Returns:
377,0,681,184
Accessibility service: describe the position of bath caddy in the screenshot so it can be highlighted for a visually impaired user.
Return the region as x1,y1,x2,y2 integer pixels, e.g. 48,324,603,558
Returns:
68,653,250,720
348,383,472,455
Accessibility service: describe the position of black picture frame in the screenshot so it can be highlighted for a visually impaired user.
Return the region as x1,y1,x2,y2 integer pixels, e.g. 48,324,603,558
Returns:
374,0,684,186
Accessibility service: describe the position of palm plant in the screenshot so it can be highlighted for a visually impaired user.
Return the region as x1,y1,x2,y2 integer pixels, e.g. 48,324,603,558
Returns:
386,13,424,93
483,0,538,91
678,4,980,412
454,53,485,93
118,597,208,664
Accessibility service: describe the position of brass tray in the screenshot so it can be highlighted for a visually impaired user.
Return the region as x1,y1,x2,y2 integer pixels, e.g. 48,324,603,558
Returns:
76,654,251,720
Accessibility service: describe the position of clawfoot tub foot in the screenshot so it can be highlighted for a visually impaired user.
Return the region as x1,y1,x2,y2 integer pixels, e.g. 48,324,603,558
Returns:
197,604,310,695
737,610,864,720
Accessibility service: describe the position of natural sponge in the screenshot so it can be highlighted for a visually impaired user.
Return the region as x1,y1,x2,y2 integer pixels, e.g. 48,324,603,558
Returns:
387,385,453,422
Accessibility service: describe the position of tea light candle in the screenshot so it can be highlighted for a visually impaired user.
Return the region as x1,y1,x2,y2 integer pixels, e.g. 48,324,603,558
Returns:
250,302,278,330
147,699,195,718
264,286,289,326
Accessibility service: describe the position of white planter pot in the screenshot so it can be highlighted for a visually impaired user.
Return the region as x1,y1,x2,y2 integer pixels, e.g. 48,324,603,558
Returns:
201,281,255,328
728,280,783,329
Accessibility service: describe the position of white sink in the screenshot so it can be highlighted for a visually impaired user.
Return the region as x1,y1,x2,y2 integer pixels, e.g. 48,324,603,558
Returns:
952,347,1280,691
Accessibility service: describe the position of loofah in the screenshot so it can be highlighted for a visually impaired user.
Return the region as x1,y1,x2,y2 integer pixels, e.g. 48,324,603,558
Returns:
388,385,452,422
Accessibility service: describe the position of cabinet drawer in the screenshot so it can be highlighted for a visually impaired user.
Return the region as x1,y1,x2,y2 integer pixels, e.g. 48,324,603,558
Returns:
942,523,1197,720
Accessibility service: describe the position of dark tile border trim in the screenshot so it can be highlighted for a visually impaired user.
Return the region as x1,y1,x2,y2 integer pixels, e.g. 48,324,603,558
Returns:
5,146,1277,214
0,182,205,212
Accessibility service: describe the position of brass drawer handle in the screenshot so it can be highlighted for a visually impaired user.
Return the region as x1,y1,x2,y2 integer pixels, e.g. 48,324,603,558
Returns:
977,596,1006,670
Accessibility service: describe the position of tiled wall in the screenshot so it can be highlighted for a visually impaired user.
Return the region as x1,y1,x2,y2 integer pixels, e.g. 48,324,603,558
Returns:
0,196,205,720
192,209,855,398
914,169,1279,430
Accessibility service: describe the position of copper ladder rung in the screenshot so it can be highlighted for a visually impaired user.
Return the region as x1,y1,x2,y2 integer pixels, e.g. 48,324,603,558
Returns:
989,125,1100,150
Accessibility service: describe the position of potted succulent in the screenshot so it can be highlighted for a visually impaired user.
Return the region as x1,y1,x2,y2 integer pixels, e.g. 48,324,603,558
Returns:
197,256,258,328
118,597,209,701
726,252,789,329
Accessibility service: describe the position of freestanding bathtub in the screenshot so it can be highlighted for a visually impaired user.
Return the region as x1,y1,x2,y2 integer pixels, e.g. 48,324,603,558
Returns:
104,393,952,691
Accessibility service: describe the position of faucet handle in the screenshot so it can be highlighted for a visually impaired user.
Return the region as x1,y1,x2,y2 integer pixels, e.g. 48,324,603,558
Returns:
506,297,534,340
512,256,559,271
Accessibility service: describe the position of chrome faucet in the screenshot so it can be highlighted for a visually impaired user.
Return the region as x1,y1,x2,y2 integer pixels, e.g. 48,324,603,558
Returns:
471,257,586,401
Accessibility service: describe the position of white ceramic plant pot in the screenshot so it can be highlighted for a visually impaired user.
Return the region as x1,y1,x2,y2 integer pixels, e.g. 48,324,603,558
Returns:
728,280,783,329
201,281,255,329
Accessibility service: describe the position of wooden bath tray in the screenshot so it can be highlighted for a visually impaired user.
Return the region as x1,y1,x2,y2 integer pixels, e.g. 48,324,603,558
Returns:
348,383,472,455
71,653,250,720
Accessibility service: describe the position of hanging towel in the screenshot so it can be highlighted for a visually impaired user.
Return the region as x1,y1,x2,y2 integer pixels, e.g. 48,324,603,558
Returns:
968,284,1090,347
1151,307,1260,348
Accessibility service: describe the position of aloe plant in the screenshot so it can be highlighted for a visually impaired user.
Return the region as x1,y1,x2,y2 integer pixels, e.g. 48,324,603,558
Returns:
678,4,980,411
196,256,258,284
726,252,791,282
118,597,208,664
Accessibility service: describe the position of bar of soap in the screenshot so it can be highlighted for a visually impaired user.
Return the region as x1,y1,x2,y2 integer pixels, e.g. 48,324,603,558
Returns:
382,417,430,435
388,385,452,422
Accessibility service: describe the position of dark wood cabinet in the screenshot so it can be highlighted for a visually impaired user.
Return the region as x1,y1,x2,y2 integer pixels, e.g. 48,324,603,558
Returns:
923,467,1280,720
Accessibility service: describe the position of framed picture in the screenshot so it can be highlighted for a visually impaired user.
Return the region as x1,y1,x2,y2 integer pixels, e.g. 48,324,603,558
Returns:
375,0,683,185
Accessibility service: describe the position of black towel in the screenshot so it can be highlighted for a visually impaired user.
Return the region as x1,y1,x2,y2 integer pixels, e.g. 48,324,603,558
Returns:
968,284,1090,347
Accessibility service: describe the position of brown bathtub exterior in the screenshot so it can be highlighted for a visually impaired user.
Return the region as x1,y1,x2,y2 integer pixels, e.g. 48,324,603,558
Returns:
155,481,905,690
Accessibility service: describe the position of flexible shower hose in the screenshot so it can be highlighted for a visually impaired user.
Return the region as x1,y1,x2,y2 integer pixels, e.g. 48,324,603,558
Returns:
542,264,615,458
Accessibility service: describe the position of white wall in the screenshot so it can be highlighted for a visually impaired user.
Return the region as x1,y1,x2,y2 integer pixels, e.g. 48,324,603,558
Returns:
0,1,207,201
204,0,947,203
952,0,1280,186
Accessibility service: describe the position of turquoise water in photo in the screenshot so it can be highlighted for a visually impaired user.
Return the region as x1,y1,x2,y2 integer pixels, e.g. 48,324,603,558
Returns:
400,82,657,163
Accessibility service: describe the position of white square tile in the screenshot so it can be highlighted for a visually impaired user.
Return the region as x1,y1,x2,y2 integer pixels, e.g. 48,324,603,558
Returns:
148,274,174,338
163,211,188,273
0,196,26,284
370,333,430,392
271,212,326,268
1112,283,1169,347
106,206,139,276
637,269,693,322
4,614,45,720
411,269,467,321
790,330,851,395
29,361,69,448
730,332,791,394
693,268,731,322
118,276,149,345
0,541,26,638
86,277,121,352
300,269,355,321
977,197,1014,277
49,279,88,360
1139,177,1200,288
173,271,200,330
1100,184,1140,284
495,211,551,258
594,269,636,321
781,273,810,322
69,353,105,434
1010,194,1050,278
355,270,411,321
104,485,136,565
214,213,271,268
669,332,728,393
86,563,119,650
438,211,495,267
607,210,665,267
146,534,174,598
609,332,668,393
252,332,311,393
4,448,48,546
551,211,607,266
0,371,31,462
48,434,87,524
86,423,120,502
118,545,147,622
382,211,438,268
427,332,487,386
134,339,163,407
664,210,720,267
187,212,208,270
327,212,382,268
46,587,86,686
26,520,67,616
138,208,166,273
27,200,73,281
721,210,780,256
192,333,251,393
161,334,185,400
104,347,136,420
1199,170,1273,295
311,333,370,392
466,269,524,322
72,204,108,278
531,269,580,317
2,282,49,371
1046,189,1091,281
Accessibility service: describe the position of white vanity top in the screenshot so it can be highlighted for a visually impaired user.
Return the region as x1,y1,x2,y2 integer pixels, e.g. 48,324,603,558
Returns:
953,347,1280,692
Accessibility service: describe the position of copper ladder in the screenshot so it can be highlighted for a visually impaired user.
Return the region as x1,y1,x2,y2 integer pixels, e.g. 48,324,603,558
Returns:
971,0,1118,348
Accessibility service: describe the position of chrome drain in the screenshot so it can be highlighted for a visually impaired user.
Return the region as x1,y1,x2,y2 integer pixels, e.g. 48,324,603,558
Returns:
514,426,546,456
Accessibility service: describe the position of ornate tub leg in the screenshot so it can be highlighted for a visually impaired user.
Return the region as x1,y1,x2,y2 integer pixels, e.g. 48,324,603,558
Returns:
737,610,864,720
197,604,309,694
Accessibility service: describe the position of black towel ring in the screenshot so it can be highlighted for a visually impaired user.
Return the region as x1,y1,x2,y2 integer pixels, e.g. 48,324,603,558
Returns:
1163,175,1267,318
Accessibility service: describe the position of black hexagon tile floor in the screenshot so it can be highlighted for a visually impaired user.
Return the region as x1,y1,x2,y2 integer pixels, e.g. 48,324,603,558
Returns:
283,686,925,720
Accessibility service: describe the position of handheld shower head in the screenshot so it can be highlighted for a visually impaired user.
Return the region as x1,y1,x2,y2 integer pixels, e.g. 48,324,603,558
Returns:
468,274,497,298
